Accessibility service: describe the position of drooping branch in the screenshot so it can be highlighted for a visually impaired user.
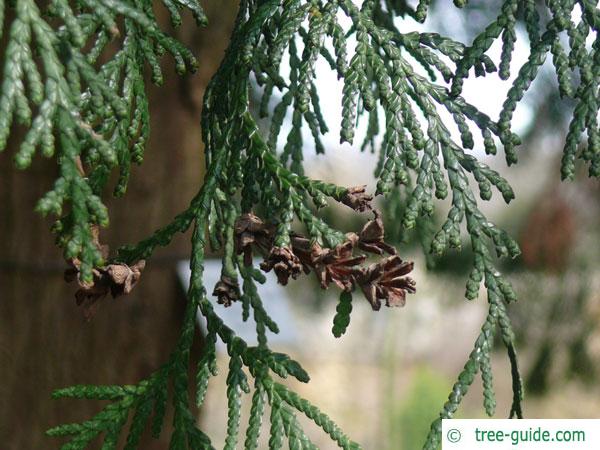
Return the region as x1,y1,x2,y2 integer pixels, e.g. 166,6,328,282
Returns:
0,0,597,449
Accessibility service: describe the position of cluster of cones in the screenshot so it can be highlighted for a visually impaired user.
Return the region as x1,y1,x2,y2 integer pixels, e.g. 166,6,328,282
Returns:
214,186,416,310
64,226,145,320
64,187,415,317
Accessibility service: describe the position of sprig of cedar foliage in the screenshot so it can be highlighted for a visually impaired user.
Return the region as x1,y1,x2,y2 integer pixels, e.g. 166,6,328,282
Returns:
0,0,203,282
1,0,598,449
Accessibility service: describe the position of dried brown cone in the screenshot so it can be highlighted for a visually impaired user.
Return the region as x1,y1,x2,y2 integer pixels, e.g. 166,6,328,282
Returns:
289,233,317,274
235,213,275,266
312,234,366,291
358,210,397,255
65,259,146,320
341,185,373,212
357,255,416,311
213,275,241,307
236,209,415,314
64,226,145,319
70,266,112,321
106,260,146,297
260,246,303,285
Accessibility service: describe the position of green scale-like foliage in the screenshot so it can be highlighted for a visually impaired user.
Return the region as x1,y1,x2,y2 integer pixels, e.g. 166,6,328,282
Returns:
1,0,599,449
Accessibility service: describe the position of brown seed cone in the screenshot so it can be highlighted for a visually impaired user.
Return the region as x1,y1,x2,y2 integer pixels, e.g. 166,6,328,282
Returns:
357,255,416,310
213,275,241,307
260,246,303,285
235,213,275,266
106,260,146,297
312,235,366,291
358,211,397,255
64,255,146,319
289,233,318,274
64,225,146,320
341,185,373,212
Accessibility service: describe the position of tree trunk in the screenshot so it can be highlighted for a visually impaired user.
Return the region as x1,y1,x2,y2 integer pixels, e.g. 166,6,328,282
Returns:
0,3,236,448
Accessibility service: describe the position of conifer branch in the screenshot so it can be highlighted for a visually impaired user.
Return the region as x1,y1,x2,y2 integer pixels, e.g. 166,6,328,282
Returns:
1,0,598,448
